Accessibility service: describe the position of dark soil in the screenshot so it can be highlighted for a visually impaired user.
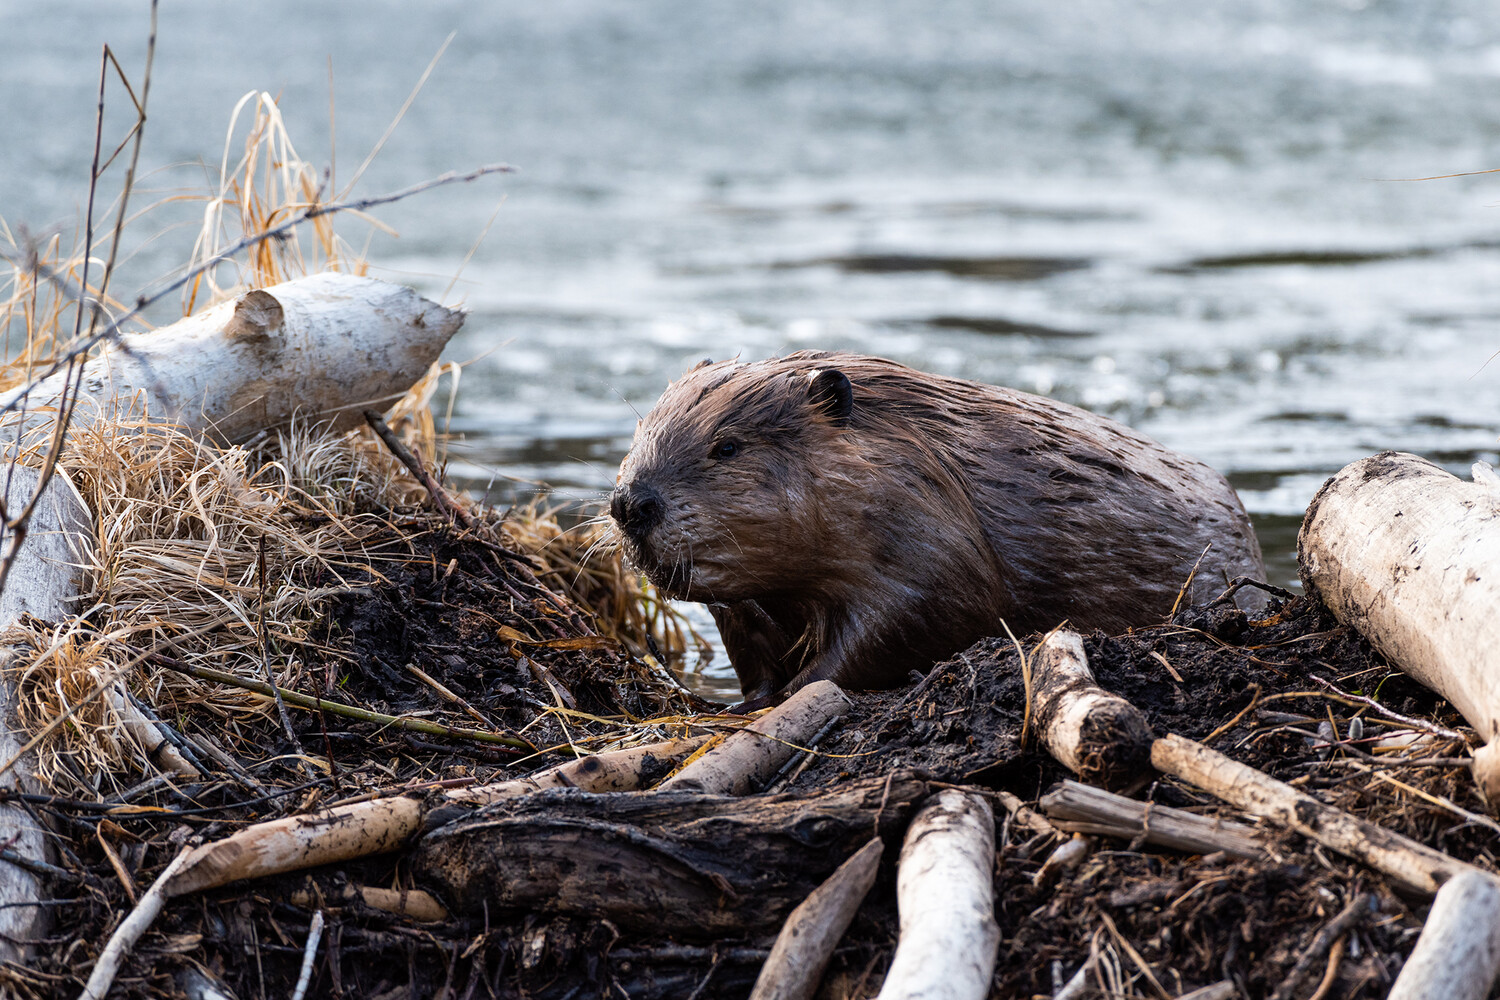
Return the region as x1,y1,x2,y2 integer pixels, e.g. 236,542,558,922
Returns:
15,531,1496,1000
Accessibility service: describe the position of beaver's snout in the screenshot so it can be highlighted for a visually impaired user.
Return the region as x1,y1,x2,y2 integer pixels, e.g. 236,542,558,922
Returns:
610,481,666,543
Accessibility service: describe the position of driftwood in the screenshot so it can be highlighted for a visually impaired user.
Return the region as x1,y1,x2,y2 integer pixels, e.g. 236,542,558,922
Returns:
1040,779,1265,860
1151,733,1480,896
1031,630,1154,791
1,272,463,443
1387,870,1500,1000
1297,452,1500,799
659,680,852,795
875,789,1000,1000
749,837,884,1000
414,773,927,937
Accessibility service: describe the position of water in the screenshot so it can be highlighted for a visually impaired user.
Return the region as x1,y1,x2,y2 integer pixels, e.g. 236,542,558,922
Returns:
4,2,1500,699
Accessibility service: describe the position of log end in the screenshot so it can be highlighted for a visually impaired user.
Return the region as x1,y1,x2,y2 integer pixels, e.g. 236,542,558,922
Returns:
1471,744,1500,809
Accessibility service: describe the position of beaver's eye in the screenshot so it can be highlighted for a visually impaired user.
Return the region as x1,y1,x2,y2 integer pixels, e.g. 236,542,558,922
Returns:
713,440,739,460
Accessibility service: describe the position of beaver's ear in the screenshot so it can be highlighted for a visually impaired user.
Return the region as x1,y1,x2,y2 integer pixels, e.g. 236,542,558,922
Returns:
807,369,853,427
690,358,713,372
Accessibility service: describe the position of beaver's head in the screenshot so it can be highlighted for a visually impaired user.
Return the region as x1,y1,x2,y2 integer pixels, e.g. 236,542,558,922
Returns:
610,357,857,602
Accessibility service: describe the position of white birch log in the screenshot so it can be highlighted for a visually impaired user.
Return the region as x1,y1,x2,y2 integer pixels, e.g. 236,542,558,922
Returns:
1297,452,1500,798
1032,630,1154,791
2,272,463,443
1387,870,1500,1000
875,789,999,1000
749,837,884,1000
0,466,92,965
658,680,852,795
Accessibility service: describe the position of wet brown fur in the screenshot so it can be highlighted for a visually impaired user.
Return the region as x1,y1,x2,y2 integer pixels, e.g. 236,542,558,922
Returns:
612,351,1265,705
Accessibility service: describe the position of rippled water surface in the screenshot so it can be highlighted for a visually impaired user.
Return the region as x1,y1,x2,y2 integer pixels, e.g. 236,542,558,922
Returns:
5,1,1499,697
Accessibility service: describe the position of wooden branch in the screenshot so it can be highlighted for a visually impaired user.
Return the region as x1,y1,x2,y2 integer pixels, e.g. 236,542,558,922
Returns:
415,773,927,937
658,680,852,795
749,837,883,1000
1151,733,1481,896
1297,452,1500,799
445,735,710,804
1387,871,1500,1000
164,736,709,897
1032,630,1154,791
875,789,1000,1000
78,845,193,1000
1039,779,1265,860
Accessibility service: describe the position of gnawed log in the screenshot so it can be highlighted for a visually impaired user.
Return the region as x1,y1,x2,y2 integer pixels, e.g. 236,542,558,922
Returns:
749,837,883,1000
1387,870,1500,1000
658,680,852,795
875,789,1000,1000
414,773,927,938
2,272,463,443
1031,630,1154,791
1297,452,1500,799
1040,779,1265,860
165,737,708,897
1151,733,1479,896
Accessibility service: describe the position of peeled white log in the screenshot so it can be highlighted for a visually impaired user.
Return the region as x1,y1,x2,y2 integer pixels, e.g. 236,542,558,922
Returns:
2,272,463,443
0,466,92,965
1297,452,1500,798
658,680,852,795
875,789,999,1000
1387,870,1500,1000
1032,630,1154,791
749,837,884,1000
447,735,709,805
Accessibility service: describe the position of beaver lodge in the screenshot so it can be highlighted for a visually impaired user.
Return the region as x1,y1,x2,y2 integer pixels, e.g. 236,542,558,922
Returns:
5,70,1500,1000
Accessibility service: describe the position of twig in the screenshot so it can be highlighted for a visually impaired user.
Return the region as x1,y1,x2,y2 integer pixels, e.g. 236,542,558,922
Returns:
1309,675,1466,742
1266,893,1370,1000
362,409,472,527
77,844,193,1000
290,910,325,1000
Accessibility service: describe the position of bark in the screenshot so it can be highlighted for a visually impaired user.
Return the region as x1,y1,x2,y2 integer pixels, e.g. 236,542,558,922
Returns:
658,680,852,795
2,272,464,443
1297,452,1500,799
1039,779,1265,860
1387,870,1500,1000
1151,733,1479,896
875,789,1000,1000
1031,630,1154,791
748,837,884,1000
413,773,927,937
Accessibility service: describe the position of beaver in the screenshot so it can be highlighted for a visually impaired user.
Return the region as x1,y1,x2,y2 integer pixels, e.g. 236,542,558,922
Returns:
610,351,1265,707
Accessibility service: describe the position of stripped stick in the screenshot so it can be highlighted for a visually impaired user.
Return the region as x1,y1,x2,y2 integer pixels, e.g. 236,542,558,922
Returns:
1387,871,1500,1000
750,838,884,1000
659,681,852,795
876,790,1000,1000
78,846,193,1000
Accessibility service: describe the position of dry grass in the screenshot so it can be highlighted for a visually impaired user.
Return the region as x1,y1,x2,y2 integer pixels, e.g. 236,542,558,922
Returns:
0,90,693,803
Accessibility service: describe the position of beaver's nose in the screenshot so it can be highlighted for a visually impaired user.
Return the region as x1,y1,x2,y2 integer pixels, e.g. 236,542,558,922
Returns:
610,483,665,541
